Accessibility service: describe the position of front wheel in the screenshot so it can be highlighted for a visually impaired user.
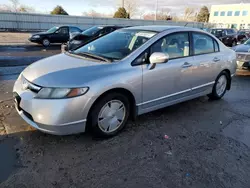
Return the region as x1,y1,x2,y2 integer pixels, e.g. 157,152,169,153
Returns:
208,71,229,100
88,93,130,137
42,38,50,47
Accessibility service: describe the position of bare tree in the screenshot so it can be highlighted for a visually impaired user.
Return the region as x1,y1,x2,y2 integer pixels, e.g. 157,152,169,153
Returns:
124,0,137,18
0,0,35,13
9,0,19,12
157,8,171,20
82,9,113,18
18,5,35,13
184,7,196,21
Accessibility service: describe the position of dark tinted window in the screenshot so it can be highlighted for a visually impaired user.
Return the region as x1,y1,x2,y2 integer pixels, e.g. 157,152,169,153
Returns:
227,29,233,34
82,26,103,36
70,27,81,33
193,33,214,55
150,32,190,59
58,27,68,35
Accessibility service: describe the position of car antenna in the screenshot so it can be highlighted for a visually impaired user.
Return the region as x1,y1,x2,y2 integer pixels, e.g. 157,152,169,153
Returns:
184,22,188,27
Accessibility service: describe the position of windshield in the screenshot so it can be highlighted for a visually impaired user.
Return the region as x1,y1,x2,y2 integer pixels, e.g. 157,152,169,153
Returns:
244,39,250,45
47,26,59,33
73,29,157,61
82,26,103,36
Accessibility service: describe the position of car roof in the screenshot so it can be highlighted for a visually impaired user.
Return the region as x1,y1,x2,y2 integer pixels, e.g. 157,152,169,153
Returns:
124,25,202,32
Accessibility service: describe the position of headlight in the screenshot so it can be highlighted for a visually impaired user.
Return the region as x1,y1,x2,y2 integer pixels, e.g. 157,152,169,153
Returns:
71,40,81,44
36,87,88,99
32,35,40,39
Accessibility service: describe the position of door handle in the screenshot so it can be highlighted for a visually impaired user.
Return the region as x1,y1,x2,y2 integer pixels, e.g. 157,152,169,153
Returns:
182,62,192,68
213,57,220,62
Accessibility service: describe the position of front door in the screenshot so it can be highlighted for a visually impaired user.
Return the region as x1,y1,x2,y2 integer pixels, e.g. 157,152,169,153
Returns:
53,27,69,43
141,32,194,111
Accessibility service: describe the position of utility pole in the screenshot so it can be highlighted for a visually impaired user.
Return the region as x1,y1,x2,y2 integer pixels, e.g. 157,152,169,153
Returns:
122,0,125,8
155,0,158,20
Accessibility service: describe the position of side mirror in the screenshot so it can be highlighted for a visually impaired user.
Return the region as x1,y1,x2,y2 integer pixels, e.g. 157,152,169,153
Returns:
55,30,59,34
149,52,169,64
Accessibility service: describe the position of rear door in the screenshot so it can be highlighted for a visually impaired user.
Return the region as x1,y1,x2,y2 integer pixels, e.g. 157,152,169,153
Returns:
190,32,223,94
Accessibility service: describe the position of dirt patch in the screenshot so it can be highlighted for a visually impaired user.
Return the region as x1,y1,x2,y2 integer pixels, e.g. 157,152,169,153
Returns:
0,32,31,45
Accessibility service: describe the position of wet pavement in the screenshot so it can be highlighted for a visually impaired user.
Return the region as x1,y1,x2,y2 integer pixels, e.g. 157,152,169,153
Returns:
0,45,250,187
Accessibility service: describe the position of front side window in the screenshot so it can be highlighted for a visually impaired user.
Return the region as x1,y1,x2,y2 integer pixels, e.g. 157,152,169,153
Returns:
47,26,59,33
150,32,190,59
214,11,219,16
220,11,225,16
74,29,157,61
227,11,233,16
235,11,240,16
193,33,215,55
58,27,68,35
243,10,248,16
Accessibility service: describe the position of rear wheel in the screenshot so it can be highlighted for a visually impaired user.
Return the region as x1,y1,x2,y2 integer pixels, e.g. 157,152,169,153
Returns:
88,93,130,137
42,38,50,47
208,71,229,100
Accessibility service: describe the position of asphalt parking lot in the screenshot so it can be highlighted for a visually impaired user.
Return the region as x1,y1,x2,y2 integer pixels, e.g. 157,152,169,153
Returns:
0,42,250,187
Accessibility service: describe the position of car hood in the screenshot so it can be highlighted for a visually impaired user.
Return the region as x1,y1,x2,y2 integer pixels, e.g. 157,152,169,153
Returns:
72,34,91,41
32,32,48,36
22,53,112,87
233,44,250,52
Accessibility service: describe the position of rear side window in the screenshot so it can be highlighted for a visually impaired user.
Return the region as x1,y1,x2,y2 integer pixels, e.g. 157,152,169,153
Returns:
193,33,215,55
150,32,190,59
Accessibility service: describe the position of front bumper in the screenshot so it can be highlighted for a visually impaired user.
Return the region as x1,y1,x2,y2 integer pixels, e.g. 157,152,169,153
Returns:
13,77,93,135
236,61,250,70
28,37,41,43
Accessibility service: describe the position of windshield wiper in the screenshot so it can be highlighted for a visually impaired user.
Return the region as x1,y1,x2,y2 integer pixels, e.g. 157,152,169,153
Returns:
76,52,111,62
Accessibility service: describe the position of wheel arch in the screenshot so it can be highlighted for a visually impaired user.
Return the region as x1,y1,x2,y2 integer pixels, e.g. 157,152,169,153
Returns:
87,88,137,126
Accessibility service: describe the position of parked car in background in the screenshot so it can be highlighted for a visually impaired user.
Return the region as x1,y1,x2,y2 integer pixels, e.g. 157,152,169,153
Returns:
29,26,82,46
232,38,250,70
237,29,250,43
211,28,238,47
14,26,236,137
61,25,123,52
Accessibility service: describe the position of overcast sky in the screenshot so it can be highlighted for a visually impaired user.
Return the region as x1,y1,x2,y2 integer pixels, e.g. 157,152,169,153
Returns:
0,0,248,16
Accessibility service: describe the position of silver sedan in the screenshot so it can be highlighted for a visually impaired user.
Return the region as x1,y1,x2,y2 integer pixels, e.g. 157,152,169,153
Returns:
13,26,237,137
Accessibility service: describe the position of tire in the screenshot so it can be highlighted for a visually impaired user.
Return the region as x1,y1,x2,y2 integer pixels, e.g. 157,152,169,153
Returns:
42,38,50,47
88,93,130,137
208,71,229,100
